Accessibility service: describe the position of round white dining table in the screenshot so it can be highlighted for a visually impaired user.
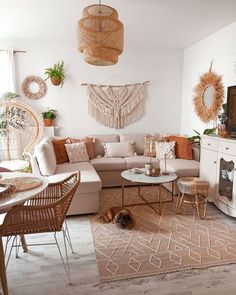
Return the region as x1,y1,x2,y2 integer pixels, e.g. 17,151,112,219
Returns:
0,172,48,295
0,172,48,210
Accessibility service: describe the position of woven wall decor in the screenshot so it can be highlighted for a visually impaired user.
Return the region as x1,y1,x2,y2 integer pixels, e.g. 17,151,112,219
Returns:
77,2,124,66
84,81,149,128
22,75,47,99
193,64,224,123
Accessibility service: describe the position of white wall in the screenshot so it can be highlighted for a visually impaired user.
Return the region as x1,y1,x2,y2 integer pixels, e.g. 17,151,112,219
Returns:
181,21,236,136
0,40,183,137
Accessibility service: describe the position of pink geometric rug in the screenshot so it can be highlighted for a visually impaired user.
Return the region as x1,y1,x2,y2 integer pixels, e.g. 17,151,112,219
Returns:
90,186,236,282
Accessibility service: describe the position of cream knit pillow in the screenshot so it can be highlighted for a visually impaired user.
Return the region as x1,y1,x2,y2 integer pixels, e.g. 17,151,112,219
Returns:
65,142,89,163
103,141,135,158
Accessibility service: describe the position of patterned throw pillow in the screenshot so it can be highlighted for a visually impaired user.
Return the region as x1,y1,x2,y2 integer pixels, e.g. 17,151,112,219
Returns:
155,141,176,159
144,135,168,157
67,137,95,159
65,142,89,163
168,136,193,160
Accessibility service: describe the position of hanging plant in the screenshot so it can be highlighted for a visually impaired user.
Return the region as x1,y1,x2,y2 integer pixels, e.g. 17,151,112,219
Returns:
44,61,65,87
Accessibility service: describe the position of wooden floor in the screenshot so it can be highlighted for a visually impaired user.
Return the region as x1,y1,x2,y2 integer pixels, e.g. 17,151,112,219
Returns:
4,204,236,295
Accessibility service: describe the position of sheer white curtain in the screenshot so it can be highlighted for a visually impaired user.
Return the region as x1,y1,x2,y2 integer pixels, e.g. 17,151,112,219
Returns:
0,49,20,161
0,49,16,94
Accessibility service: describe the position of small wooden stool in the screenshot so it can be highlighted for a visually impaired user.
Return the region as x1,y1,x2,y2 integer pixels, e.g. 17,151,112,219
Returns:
176,177,209,219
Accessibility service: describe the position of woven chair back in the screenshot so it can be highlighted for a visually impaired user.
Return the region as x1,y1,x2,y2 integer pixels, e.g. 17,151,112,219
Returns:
0,172,80,237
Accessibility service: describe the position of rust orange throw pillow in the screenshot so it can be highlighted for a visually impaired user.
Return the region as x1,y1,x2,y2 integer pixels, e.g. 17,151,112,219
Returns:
168,136,193,160
51,139,69,164
67,137,95,159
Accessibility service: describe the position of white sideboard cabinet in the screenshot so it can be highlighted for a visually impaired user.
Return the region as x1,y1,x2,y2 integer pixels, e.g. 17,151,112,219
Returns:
200,135,236,217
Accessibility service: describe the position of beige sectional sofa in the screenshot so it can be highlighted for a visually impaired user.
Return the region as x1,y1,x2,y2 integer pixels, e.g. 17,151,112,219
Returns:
31,133,200,215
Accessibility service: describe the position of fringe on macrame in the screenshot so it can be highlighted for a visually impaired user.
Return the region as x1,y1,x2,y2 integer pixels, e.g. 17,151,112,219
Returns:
87,83,146,128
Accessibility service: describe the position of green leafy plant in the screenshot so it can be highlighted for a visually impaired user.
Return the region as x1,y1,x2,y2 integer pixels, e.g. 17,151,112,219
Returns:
44,61,65,87
188,128,216,143
1,92,20,100
42,109,57,119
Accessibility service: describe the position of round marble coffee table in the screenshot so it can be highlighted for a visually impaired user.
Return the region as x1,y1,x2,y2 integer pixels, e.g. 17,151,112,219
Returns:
121,168,177,215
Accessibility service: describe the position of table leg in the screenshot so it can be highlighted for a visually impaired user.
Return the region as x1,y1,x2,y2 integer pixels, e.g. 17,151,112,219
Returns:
121,177,124,207
159,185,162,215
0,237,8,295
20,235,28,252
172,181,174,201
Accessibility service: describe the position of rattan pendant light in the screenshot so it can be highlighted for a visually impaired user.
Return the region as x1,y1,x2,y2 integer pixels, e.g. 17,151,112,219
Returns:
77,1,124,66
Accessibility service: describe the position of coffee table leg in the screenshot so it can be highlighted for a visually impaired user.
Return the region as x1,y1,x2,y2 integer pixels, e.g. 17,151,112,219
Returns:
172,181,174,202
121,177,125,207
159,185,162,214
0,237,8,295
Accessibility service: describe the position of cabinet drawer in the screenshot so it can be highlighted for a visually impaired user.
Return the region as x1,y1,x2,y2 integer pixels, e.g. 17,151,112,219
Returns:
201,137,218,151
218,140,236,155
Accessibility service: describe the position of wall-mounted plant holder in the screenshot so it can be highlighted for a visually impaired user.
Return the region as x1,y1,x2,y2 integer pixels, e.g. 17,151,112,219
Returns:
44,61,65,88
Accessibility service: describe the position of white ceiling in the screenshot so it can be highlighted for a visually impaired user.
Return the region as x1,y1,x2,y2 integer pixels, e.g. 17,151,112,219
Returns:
1,0,236,49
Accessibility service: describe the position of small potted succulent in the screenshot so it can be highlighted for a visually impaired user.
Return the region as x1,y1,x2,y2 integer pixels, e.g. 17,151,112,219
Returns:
42,109,57,126
44,61,65,87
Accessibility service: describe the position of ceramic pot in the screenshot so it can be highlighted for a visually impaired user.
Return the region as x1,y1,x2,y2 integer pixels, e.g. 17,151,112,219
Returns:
50,77,61,86
43,118,54,126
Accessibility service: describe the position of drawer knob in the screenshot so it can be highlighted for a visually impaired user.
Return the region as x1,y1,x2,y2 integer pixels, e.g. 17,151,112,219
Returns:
214,161,217,164
225,147,229,150
207,143,211,146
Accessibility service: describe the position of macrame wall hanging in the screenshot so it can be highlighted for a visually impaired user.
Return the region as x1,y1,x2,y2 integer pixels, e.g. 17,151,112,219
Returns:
82,81,149,128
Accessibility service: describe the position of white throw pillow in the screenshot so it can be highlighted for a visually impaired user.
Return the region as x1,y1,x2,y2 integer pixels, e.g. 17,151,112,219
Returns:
34,141,57,176
155,141,176,159
65,142,89,163
103,141,135,158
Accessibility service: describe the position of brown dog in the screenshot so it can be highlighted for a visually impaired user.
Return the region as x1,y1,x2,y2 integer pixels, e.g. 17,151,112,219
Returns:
101,206,135,230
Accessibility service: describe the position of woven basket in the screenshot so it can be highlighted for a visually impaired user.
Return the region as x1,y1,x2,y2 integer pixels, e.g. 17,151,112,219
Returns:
0,184,16,198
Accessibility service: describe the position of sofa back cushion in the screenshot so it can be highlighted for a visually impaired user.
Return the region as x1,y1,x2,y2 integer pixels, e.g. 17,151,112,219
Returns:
92,134,120,156
168,135,193,160
120,133,147,155
34,141,57,176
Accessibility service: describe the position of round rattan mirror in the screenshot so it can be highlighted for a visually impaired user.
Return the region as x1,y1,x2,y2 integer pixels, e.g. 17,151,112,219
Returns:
193,65,224,123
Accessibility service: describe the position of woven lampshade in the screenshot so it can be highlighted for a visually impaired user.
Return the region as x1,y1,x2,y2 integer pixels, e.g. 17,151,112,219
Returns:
77,4,124,66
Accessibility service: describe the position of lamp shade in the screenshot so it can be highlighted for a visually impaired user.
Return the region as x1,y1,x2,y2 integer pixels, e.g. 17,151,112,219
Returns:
77,4,124,66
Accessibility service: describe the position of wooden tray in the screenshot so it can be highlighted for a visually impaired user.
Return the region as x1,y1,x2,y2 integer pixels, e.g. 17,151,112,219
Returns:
0,177,43,192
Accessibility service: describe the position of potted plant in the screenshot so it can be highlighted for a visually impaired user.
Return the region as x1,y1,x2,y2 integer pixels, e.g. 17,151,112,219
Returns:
42,109,57,126
44,61,65,87
188,128,216,144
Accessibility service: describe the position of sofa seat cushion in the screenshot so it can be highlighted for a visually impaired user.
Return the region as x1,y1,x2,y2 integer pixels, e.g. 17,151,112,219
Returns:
124,156,160,169
49,162,102,194
90,157,126,172
160,159,199,178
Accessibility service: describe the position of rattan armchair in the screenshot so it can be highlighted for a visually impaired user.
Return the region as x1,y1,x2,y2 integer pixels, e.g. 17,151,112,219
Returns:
0,172,80,286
